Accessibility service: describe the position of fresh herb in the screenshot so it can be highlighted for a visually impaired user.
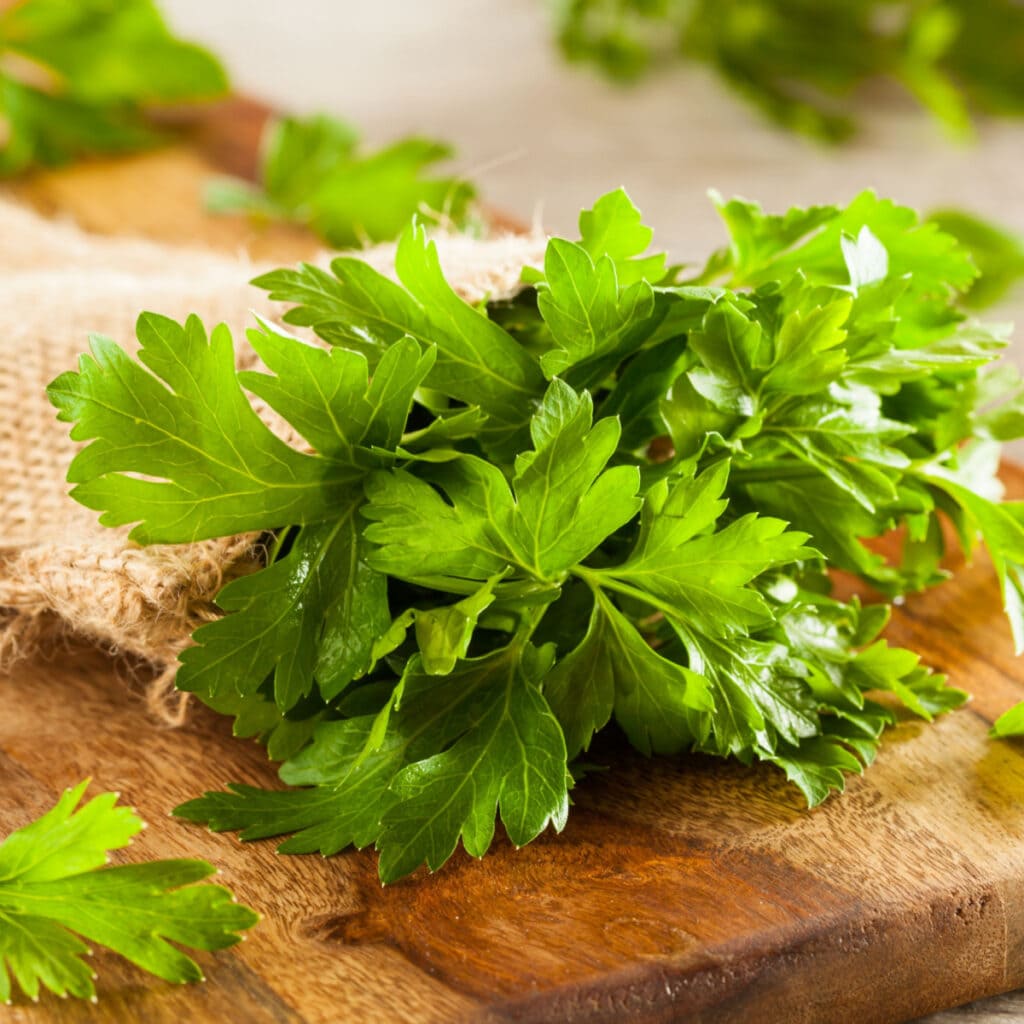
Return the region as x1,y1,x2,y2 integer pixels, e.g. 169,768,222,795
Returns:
551,0,1024,141
0,781,257,1004
0,0,227,177
52,188,1024,883
929,208,1024,310
206,113,477,248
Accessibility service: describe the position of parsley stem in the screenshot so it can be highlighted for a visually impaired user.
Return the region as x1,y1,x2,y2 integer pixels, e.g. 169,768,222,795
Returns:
512,602,550,646
729,463,821,483
572,565,681,621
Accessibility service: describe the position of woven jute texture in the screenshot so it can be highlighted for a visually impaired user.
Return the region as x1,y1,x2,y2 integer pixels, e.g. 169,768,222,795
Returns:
0,196,544,718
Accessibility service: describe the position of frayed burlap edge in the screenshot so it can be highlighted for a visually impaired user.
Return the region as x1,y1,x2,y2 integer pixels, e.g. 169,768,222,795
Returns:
0,533,266,723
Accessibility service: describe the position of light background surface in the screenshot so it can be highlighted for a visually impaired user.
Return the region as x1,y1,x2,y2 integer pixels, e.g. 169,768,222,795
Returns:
159,5,1024,1019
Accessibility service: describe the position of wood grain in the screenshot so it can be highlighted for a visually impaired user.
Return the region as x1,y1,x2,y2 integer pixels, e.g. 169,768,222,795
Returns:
4,99,1024,1024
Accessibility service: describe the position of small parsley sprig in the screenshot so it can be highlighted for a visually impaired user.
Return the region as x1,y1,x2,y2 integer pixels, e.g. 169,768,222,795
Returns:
0,0,228,177
206,113,478,248
50,188,1024,882
551,0,1024,141
0,781,257,1004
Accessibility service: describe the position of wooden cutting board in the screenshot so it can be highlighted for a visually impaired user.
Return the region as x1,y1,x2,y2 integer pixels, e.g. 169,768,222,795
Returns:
4,100,1024,1024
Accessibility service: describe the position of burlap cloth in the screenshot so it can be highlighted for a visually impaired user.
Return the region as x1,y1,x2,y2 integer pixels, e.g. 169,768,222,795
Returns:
0,196,544,718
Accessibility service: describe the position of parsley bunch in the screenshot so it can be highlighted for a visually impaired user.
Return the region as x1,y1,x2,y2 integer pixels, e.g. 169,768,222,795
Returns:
49,189,1024,882
206,113,477,248
552,0,1024,141
0,0,227,177
0,781,256,1004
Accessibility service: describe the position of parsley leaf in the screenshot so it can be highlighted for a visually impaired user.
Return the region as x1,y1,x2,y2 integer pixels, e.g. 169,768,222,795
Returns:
363,379,643,584
253,224,547,458
577,187,668,286
207,113,476,247
46,314,432,544
181,641,570,884
700,190,978,299
0,781,256,1004
544,585,712,759
177,513,388,715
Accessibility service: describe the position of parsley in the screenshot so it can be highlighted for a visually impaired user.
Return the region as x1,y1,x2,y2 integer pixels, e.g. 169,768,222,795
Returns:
928,209,1024,310
552,0,1024,141
206,113,477,247
54,187,1024,883
0,781,257,1004
0,0,227,177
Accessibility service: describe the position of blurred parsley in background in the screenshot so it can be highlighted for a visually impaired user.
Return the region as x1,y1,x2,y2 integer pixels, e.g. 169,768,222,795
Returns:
207,114,478,248
552,0,1024,142
0,0,227,176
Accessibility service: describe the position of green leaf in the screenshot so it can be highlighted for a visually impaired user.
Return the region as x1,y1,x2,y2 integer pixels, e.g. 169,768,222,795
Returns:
545,588,712,758
577,187,667,286
687,299,772,414
363,459,514,584
178,510,389,714
592,465,814,636
3,0,226,104
550,1,1024,141
255,224,546,457
504,380,642,575
925,469,1024,653
48,316,433,545
661,373,736,459
364,379,642,584
992,702,1024,738
745,476,903,591
392,222,547,454
47,314,363,543
761,297,851,395
535,237,655,378
181,643,571,882
414,575,502,675
0,782,256,1004
929,208,1024,310
841,226,889,291
0,0,227,176
241,323,435,461
846,323,1006,391
309,138,474,248
701,194,836,283
849,639,964,720
207,112,474,247
177,715,405,855
766,734,865,807
260,114,359,212
692,636,822,758
376,644,569,881
767,393,912,510
707,191,977,299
